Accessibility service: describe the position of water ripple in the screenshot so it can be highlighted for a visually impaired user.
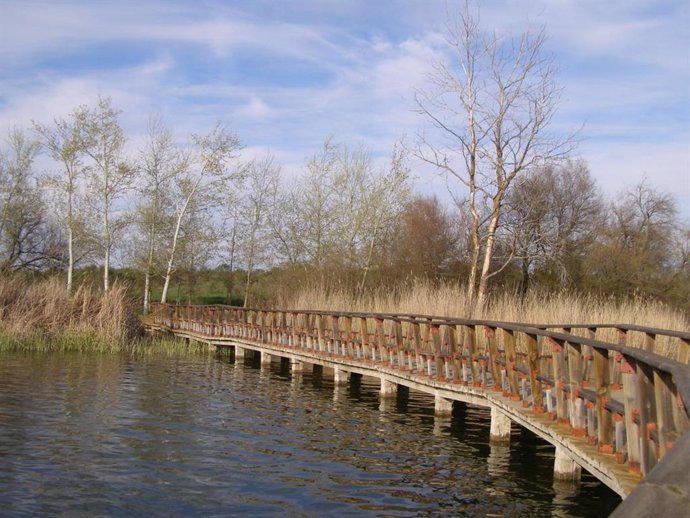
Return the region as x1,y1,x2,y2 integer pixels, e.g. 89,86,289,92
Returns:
0,352,620,517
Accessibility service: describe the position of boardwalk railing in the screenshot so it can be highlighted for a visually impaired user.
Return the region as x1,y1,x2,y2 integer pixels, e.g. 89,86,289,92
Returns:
149,303,690,513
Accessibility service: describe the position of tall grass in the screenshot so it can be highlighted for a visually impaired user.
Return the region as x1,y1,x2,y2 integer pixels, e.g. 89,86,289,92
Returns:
277,279,689,356
0,276,141,352
279,278,688,329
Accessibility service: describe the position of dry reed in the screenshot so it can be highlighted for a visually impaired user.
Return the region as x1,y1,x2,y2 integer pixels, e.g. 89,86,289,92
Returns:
279,278,688,328
277,279,689,357
0,276,141,351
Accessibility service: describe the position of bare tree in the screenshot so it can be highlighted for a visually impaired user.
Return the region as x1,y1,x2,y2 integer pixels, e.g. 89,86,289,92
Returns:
34,107,89,293
356,143,410,294
505,160,603,294
160,122,241,304
0,128,61,272
585,181,684,300
239,154,280,307
136,115,188,314
415,1,572,307
80,96,134,292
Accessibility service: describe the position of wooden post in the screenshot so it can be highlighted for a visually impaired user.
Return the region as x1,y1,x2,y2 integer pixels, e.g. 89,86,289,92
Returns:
526,333,544,414
317,314,326,353
502,329,520,400
485,326,501,392
331,315,340,356
653,369,674,458
550,337,568,423
621,355,642,474
344,316,353,358
565,340,584,434
636,362,657,475
375,318,386,364
593,346,613,452
448,325,461,382
465,325,480,386
359,317,370,361
678,338,689,364
394,320,404,370
412,322,422,372
432,324,443,380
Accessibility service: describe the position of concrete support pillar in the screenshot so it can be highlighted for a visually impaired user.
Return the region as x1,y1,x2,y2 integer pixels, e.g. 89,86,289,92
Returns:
380,378,397,398
434,394,453,416
334,368,350,386
290,358,303,372
490,406,512,444
235,346,245,360
260,351,272,366
553,446,581,482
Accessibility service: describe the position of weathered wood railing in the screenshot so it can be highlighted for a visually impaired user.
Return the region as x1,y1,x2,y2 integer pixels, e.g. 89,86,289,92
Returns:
149,303,690,512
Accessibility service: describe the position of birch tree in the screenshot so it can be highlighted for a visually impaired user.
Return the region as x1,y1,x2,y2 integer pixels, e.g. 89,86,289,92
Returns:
160,122,241,304
136,115,189,314
34,107,88,293
356,144,410,293
416,1,572,307
239,154,280,307
80,96,133,292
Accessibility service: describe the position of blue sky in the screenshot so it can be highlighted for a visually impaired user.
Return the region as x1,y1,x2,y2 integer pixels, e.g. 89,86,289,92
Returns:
1,0,688,217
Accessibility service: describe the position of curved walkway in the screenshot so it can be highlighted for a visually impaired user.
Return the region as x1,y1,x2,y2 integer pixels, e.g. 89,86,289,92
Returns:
147,303,690,513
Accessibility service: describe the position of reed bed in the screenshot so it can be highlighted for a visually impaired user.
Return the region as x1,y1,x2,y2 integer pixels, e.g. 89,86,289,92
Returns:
0,276,141,352
279,279,688,328
277,279,689,358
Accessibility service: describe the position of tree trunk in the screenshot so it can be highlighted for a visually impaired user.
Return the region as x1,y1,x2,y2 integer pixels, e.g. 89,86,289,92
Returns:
67,210,74,295
161,178,201,304
142,210,158,315
358,212,380,297
520,255,530,299
160,211,183,304
476,208,501,308
143,271,151,315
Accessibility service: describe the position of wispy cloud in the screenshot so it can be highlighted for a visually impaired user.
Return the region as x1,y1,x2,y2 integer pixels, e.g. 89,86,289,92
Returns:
0,0,687,216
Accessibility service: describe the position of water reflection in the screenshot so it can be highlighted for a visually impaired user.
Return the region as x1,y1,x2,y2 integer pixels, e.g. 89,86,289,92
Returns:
0,351,621,517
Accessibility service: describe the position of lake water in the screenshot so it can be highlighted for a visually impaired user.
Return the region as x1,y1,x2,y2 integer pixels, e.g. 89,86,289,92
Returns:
0,350,621,517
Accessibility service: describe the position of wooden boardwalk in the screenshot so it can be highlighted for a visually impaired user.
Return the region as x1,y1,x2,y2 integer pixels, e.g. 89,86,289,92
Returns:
148,303,690,515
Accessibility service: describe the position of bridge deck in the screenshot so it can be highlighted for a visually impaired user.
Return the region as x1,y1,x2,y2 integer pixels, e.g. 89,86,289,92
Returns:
147,303,690,512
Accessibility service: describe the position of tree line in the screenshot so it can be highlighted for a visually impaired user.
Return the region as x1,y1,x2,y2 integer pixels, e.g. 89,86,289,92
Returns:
0,2,687,312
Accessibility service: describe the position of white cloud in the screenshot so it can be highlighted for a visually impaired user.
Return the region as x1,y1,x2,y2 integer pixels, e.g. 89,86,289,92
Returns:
241,97,273,119
0,0,686,220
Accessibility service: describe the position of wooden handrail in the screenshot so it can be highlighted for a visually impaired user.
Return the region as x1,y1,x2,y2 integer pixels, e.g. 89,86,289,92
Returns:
149,302,690,506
